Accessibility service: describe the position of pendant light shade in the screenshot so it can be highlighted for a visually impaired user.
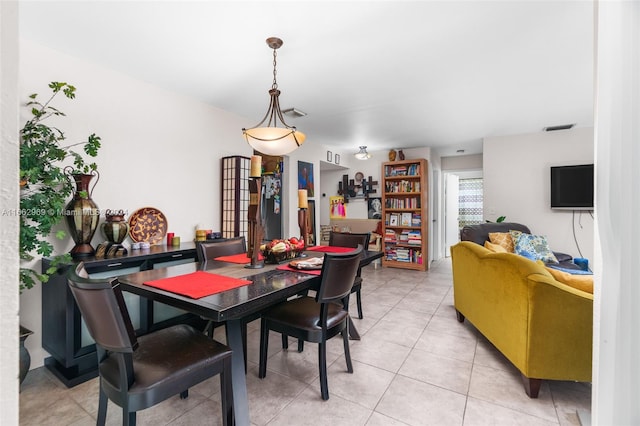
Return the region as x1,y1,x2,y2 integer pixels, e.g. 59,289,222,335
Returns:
354,146,372,160
242,37,306,156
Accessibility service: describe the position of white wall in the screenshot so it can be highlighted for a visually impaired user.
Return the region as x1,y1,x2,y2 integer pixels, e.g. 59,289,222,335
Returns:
1,1,21,422
483,127,594,260
18,40,253,368
592,1,640,423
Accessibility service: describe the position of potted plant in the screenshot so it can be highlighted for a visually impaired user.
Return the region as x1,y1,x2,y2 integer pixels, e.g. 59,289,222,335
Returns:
19,81,101,291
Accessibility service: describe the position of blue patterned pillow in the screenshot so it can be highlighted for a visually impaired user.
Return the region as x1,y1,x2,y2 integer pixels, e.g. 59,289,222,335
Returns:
513,233,559,263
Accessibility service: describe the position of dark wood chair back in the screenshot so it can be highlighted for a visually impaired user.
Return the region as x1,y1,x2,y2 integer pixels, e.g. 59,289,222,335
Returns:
67,262,234,425
328,231,370,250
197,237,247,266
316,245,363,303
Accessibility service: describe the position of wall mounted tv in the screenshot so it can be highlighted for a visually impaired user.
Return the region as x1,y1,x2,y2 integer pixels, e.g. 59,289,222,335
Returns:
550,164,594,210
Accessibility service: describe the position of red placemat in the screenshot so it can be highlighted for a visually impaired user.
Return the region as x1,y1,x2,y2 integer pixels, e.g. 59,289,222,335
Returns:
306,246,357,253
276,264,322,275
214,253,263,264
144,271,252,299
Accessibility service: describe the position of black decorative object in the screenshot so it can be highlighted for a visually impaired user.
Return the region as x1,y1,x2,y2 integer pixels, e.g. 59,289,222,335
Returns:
337,174,378,203
19,326,33,386
65,169,100,259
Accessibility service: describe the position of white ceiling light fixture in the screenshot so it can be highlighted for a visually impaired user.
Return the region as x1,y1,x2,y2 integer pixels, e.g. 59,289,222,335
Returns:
354,146,372,160
242,37,306,156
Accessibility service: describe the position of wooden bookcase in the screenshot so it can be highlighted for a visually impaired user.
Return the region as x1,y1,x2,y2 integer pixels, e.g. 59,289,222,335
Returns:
381,158,428,271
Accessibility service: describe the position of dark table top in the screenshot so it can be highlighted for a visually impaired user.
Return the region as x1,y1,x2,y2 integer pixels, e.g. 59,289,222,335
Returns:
118,249,382,322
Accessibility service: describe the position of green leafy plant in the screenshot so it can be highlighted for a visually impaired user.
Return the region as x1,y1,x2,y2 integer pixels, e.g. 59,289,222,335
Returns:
485,216,507,223
19,82,101,291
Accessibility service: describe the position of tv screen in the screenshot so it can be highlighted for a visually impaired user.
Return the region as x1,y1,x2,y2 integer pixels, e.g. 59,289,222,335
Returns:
550,164,594,210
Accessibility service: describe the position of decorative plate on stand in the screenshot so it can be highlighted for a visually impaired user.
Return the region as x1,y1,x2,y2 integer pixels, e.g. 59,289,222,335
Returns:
128,207,168,244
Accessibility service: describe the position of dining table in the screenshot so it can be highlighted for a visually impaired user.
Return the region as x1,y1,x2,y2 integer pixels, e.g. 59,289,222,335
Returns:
118,247,382,426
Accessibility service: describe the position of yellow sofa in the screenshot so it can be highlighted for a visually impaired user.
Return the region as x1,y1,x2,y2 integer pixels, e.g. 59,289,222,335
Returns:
450,241,593,397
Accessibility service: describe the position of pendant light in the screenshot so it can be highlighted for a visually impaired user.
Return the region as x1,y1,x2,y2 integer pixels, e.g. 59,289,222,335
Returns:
354,146,372,160
242,37,306,155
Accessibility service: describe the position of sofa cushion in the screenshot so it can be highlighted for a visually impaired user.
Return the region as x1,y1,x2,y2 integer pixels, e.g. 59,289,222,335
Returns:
484,241,508,253
513,233,559,263
488,232,515,252
539,261,594,294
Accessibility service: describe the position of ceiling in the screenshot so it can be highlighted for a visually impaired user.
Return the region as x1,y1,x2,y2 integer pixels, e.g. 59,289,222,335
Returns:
18,1,594,158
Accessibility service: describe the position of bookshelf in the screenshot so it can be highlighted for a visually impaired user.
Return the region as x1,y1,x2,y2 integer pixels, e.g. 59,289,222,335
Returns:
381,158,428,271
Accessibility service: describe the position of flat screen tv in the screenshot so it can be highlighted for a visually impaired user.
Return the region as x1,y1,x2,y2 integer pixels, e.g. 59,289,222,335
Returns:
550,164,594,210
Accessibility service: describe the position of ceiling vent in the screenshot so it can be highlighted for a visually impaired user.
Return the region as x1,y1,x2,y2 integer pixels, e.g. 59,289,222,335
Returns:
543,123,575,132
282,108,307,118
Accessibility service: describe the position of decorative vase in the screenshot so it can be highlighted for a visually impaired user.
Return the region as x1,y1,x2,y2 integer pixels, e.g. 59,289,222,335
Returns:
65,169,100,259
102,209,129,244
19,326,33,386
388,149,397,161
398,150,405,160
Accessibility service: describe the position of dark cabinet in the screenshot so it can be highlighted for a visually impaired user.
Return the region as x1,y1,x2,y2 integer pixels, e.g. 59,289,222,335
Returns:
41,243,198,387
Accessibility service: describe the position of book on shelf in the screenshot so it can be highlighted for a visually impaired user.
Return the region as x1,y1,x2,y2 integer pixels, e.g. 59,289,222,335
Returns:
400,212,412,226
389,213,399,226
384,229,398,242
411,213,421,226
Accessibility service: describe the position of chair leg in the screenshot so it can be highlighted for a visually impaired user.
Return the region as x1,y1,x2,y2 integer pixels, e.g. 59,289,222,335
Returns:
241,321,248,374
318,341,329,400
220,357,234,426
297,339,304,352
342,329,354,373
259,320,269,379
281,333,288,349
180,390,188,399
124,411,136,426
97,386,108,426
356,289,363,319
203,320,214,337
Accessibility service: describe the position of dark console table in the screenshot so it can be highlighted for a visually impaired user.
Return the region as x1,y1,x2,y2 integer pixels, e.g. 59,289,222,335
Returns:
41,243,198,387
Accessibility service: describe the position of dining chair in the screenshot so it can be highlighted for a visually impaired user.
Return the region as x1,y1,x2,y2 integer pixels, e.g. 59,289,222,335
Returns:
67,263,234,426
197,236,247,267
328,231,371,319
196,235,254,372
258,245,363,400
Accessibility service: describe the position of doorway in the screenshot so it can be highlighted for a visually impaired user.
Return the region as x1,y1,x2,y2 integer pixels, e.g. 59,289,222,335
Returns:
443,171,483,256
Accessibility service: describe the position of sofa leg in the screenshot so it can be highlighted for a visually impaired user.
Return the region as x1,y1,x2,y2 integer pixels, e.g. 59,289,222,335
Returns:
521,375,542,398
455,310,465,323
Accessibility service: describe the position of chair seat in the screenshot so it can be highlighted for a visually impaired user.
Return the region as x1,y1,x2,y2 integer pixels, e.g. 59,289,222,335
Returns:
263,297,348,342
100,324,231,409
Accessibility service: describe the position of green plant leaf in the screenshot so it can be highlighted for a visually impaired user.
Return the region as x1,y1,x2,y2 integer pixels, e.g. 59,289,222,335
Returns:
19,81,101,293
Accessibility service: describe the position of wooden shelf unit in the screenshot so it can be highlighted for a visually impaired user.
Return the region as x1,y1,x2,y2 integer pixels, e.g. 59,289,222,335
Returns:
381,159,428,271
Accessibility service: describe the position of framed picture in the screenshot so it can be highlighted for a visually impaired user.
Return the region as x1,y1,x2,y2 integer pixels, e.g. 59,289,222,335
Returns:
368,197,382,219
307,199,316,246
335,154,340,165
327,151,332,162
297,161,315,197
330,195,346,219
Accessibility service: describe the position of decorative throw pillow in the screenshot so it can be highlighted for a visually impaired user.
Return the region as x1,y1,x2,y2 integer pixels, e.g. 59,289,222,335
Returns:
538,261,594,294
513,233,559,263
509,230,523,246
488,232,514,252
484,241,508,253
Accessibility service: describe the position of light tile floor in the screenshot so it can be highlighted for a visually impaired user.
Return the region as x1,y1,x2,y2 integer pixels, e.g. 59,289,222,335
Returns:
20,258,591,425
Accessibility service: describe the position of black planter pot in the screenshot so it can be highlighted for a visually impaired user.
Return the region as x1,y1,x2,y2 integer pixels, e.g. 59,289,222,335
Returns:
19,326,33,386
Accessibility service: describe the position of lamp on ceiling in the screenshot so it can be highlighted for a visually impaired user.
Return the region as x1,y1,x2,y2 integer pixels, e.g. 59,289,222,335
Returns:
242,37,306,156
354,146,372,160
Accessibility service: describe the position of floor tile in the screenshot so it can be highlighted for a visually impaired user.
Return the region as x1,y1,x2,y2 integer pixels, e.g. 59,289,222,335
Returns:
376,375,467,426
19,258,591,426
